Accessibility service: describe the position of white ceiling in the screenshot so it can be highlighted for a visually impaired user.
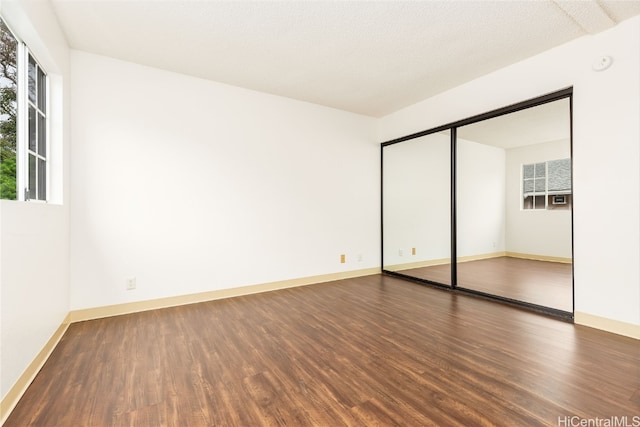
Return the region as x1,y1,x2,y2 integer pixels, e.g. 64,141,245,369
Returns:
50,0,640,117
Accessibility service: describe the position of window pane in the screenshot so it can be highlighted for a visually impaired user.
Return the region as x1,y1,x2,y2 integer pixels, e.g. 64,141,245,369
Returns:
548,158,571,192
37,112,46,155
28,55,36,103
0,19,18,200
534,162,545,177
37,157,46,200
37,66,46,111
28,153,36,199
523,179,534,194
534,177,545,192
28,106,36,151
534,195,545,209
523,164,534,179
523,196,533,209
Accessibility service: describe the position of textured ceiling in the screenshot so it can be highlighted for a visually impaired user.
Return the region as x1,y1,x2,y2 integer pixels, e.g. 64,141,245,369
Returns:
51,0,640,117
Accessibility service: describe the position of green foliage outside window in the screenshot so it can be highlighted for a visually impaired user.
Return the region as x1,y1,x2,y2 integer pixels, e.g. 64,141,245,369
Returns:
0,18,18,200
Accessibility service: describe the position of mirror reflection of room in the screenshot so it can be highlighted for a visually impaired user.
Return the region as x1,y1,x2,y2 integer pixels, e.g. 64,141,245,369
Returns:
382,131,451,286
456,98,572,312
381,96,573,314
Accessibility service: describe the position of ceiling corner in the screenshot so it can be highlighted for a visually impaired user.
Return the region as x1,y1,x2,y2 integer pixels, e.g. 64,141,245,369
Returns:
552,0,617,34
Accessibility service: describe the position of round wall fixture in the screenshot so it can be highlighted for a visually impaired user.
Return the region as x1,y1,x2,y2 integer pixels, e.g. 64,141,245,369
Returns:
592,55,613,72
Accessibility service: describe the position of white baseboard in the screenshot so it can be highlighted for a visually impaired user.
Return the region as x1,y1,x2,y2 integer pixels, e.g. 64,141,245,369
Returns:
69,267,381,322
458,251,508,263
385,252,510,272
5,268,635,427
383,257,452,272
505,251,572,263
1,314,71,425
574,312,640,340
1,267,380,424
385,251,571,273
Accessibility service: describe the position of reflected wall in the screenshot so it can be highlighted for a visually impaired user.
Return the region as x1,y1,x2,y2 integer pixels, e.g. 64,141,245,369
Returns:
382,131,451,286
456,98,572,312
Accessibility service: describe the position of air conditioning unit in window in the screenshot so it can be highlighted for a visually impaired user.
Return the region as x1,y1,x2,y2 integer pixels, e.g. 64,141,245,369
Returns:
552,195,567,205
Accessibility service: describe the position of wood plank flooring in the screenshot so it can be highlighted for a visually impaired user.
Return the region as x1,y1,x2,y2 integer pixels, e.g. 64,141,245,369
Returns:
5,274,639,426
458,257,572,312
399,257,573,312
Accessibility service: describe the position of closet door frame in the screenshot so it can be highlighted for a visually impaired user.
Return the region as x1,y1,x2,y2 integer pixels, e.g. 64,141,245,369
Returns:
381,87,574,320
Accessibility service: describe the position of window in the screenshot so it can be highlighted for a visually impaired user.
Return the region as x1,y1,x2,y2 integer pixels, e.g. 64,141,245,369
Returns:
522,158,571,210
523,162,546,209
0,18,18,200
0,17,48,201
26,54,47,200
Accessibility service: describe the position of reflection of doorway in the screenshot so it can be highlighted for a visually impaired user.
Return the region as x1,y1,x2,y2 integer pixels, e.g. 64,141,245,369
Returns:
381,89,573,319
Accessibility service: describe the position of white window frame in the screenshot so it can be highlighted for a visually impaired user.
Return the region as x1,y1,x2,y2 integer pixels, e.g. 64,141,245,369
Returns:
1,17,49,202
18,48,49,202
522,159,572,211
522,162,547,210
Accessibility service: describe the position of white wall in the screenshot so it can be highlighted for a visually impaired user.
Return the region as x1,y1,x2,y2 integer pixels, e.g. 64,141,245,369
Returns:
1,6,638,413
383,135,505,267
69,51,379,310
457,138,506,258
378,17,640,325
378,16,640,326
0,0,70,405
505,139,572,258
383,132,451,266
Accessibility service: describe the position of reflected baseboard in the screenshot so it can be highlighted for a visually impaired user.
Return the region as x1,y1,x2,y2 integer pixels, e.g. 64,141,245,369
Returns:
505,252,572,264
385,251,572,272
458,252,507,263
385,252,507,271
384,256,453,272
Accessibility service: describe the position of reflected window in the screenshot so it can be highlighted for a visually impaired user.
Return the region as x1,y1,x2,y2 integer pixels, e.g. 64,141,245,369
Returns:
522,158,571,210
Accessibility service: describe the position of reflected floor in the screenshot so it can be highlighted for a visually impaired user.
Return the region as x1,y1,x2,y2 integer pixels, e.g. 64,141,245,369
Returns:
397,256,572,312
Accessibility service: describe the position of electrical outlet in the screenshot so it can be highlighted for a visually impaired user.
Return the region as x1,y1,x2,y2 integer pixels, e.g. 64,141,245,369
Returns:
340,254,346,264
357,254,363,262
399,249,403,256
126,277,136,290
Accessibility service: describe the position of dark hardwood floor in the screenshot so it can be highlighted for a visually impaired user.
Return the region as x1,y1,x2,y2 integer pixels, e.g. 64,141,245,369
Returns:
458,257,572,312
5,274,639,426
399,257,573,312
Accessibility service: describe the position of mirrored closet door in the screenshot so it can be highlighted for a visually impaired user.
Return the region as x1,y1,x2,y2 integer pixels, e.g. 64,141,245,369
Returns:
382,131,451,287
456,98,573,312
381,89,573,317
